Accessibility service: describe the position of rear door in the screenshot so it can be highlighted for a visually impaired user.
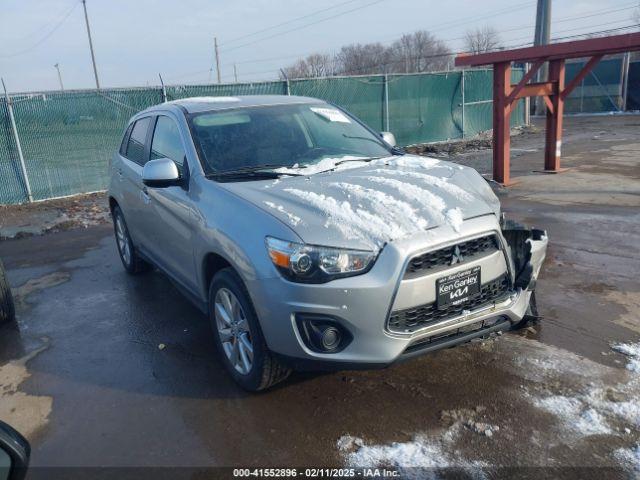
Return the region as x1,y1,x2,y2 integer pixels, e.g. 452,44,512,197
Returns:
143,114,197,290
118,116,153,247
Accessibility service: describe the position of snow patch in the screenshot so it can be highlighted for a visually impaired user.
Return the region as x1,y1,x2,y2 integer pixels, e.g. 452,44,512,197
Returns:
376,169,474,202
330,182,428,233
615,444,640,474
283,189,394,249
446,208,464,233
612,342,640,373
337,434,487,480
371,155,442,169
263,201,302,226
534,395,612,435
367,176,447,223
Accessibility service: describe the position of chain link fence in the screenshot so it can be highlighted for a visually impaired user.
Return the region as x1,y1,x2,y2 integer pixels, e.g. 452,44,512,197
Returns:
1,69,526,204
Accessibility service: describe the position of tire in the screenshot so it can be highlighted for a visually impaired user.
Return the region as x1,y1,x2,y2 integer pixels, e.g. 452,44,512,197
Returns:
0,260,15,324
209,268,291,391
112,205,151,275
513,290,540,329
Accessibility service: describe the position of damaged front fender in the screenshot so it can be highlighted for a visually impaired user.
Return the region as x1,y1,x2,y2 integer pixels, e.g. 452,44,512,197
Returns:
501,220,548,291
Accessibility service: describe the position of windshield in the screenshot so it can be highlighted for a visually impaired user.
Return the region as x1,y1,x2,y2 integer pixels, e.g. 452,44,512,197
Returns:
187,103,391,175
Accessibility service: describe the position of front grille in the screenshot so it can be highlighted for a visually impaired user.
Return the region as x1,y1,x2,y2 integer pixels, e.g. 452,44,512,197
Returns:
405,234,499,278
388,274,511,334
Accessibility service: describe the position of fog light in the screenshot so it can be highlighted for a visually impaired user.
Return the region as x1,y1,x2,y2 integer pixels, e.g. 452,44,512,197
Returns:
295,314,352,353
321,326,341,350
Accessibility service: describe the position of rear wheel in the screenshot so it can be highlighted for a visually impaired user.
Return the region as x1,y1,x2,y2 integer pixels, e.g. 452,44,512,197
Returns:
0,260,15,324
209,268,290,391
112,205,151,275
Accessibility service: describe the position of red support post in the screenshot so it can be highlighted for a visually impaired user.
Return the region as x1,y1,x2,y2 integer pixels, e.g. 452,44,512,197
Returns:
544,59,566,172
492,61,512,184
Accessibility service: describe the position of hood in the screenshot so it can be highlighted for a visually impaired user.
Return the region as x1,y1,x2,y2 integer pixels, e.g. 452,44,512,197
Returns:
220,155,499,251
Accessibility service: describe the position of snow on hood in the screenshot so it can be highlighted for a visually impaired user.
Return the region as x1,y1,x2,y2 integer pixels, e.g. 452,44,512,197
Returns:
219,155,497,251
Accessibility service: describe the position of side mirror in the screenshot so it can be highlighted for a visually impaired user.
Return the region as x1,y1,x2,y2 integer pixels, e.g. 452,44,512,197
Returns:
380,131,397,147
142,158,180,188
0,421,30,480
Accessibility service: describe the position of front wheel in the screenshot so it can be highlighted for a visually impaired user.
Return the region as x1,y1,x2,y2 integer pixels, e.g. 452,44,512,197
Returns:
209,268,290,391
0,260,15,324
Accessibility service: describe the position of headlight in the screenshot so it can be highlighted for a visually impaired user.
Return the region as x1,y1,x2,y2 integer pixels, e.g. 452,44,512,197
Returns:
265,236,377,283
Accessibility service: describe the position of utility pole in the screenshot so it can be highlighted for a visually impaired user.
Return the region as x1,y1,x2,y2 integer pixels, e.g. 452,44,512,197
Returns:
82,0,101,90
214,37,221,84
533,0,551,114
54,63,64,91
234,63,238,83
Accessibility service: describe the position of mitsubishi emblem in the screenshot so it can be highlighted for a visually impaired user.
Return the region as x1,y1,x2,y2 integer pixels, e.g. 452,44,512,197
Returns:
451,245,464,265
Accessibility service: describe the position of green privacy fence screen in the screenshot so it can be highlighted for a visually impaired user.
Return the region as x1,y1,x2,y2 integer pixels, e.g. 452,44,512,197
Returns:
564,57,624,113
0,69,525,204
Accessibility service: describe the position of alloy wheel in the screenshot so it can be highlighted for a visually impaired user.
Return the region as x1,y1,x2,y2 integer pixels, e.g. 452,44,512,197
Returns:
214,288,254,375
115,215,131,266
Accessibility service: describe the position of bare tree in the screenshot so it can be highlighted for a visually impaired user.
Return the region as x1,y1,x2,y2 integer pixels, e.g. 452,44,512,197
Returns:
390,31,452,73
335,43,393,75
464,26,502,55
281,53,335,79
281,30,452,77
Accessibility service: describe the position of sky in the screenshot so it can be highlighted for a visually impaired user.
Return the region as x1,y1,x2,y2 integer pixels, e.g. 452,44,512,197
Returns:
0,0,638,93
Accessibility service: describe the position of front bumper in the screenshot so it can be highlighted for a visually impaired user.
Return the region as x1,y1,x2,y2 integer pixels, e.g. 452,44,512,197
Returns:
247,215,548,370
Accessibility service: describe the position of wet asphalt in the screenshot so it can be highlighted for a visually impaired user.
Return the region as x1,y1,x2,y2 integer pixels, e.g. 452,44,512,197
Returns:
0,115,639,478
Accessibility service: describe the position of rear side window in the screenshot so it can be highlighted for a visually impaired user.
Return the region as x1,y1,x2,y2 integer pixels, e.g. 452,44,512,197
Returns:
150,116,186,174
125,117,152,165
119,123,134,155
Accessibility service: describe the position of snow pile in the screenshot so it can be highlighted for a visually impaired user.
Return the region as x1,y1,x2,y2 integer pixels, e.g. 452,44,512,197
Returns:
263,201,302,226
612,342,640,373
283,189,402,248
337,433,487,480
533,395,612,436
331,182,428,232
614,444,640,474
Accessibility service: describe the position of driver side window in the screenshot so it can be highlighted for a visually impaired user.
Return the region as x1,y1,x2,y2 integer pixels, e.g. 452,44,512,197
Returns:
150,116,186,175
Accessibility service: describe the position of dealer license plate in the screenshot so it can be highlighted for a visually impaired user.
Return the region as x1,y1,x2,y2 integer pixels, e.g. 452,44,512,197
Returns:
436,266,481,309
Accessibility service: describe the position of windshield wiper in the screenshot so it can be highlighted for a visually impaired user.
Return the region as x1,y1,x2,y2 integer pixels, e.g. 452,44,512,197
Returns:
208,164,305,178
334,156,386,166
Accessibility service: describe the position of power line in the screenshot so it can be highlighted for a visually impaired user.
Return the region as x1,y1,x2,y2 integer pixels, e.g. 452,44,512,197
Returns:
219,0,362,47
219,23,640,81
0,1,80,58
220,0,387,54
5,0,79,44
221,4,640,72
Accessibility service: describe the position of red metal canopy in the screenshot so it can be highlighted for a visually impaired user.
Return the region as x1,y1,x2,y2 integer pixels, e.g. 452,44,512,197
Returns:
455,32,640,185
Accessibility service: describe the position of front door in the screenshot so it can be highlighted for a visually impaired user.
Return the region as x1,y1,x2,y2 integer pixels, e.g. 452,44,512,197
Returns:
143,114,197,292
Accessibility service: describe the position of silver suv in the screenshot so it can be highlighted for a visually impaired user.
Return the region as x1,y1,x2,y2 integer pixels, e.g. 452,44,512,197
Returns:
108,95,548,391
